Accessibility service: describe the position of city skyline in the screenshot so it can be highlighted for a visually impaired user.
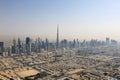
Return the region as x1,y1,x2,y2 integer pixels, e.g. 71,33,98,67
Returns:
1,1,120,79
1,0,120,41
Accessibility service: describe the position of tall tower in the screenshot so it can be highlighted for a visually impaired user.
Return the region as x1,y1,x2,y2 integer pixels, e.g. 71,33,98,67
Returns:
106,37,110,46
26,37,31,54
18,38,22,54
13,38,16,47
0,42,4,55
12,38,16,53
56,24,59,48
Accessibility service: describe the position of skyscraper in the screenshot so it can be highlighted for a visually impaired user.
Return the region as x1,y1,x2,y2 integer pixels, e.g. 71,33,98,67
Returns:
45,38,49,51
106,37,110,45
18,38,22,54
26,37,31,54
0,42,4,55
56,24,59,48
12,38,16,53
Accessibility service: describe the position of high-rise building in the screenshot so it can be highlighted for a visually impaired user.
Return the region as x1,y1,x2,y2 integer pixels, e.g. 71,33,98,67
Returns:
13,38,16,47
18,38,22,54
45,38,49,51
0,42,4,55
41,41,45,50
37,37,41,52
73,39,76,48
111,39,118,45
22,42,26,53
106,37,110,45
26,37,31,54
12,38,16,53
56,24,59,49
76,39,79,48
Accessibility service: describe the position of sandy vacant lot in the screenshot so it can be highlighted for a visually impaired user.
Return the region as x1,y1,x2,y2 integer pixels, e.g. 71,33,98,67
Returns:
16,69,39,78
67,68,84,75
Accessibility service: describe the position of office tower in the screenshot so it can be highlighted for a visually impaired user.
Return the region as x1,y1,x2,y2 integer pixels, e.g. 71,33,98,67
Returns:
73,39,76,48
22,42,26,54
76,39,79,48
31,41,35,52
106,37,110,45
18,38,22,54
111,39,117,46
13,38,16,47
8,47,12,56
0,42,4,55
61,40,64,49
41,41,46,50
61,39,68,49
90,39,98,47
48,43,56,52
37,37,41,52
26,37,31,54
56,24,59,49
81,40,86,47
12,38,16,53
69,41,72,49
45,38,49,51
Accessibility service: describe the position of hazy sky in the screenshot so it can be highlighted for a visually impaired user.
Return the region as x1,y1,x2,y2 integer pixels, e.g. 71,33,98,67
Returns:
1,0,120,41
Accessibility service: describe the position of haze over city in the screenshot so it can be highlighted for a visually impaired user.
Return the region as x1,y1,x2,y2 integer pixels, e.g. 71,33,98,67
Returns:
1,0,120,80
1,0,120,41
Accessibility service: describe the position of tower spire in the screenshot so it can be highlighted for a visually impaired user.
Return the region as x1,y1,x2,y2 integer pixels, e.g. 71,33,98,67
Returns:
56,24,59,48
